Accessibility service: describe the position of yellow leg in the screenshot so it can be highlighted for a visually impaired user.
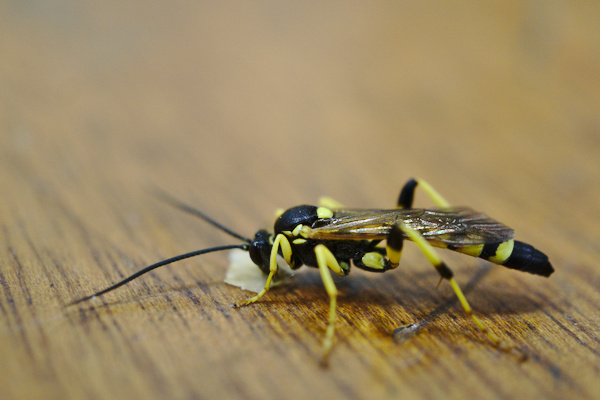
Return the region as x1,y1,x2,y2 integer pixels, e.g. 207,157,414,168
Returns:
235,233,292,307
397,178,451,209
415,178,450,208
314,244,344,365
397,221,506,350
318,196,345,209
386,224,404,268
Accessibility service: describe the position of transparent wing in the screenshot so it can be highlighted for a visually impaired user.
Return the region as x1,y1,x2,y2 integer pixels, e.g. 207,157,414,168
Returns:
307,207,515,246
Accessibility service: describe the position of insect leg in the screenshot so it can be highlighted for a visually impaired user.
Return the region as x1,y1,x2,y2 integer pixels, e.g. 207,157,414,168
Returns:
397,178,450,208
314,244,344,365
318,196,345,209
235,233,292,307
386,224,404,268
397,221,506,350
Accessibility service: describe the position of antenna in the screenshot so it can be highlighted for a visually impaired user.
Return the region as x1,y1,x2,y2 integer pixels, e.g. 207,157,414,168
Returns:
151,188,251,243
69,244,249,305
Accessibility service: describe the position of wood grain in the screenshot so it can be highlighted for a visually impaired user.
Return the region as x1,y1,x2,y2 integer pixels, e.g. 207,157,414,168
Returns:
1,2,599,400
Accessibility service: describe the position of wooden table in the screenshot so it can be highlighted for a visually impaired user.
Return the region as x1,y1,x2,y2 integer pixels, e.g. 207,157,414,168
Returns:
2,2,599,399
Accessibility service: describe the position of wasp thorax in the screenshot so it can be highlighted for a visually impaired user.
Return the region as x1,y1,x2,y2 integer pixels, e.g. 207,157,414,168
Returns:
274,205,320,233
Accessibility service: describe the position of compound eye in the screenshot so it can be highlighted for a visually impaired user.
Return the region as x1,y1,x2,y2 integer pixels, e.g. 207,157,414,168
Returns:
249,242,263,267
249,230,273,274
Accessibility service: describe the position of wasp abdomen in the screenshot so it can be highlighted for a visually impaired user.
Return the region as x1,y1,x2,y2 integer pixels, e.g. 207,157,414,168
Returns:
501,240,554,277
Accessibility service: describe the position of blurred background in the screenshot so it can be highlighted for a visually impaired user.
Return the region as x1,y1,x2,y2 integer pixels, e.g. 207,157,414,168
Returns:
1,2,599,400
3,1,598,206
3,1,598,267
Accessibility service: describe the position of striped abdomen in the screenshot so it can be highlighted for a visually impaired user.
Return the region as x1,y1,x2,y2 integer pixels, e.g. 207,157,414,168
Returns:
452,240,554,277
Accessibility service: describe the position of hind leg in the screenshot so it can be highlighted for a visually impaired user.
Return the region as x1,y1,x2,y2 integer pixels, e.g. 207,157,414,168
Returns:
392,221,517,354
397,178,450,209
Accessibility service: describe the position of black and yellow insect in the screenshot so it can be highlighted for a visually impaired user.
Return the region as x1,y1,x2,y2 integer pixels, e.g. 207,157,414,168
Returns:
71,178,553,364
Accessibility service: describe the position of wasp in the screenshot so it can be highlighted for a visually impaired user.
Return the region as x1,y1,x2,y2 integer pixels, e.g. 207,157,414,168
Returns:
71,178,553,364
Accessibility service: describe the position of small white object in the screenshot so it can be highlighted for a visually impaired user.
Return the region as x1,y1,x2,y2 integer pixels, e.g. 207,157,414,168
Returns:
225,249,294,293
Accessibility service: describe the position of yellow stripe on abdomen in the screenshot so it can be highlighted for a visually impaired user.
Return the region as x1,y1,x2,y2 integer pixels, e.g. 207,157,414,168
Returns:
487,240,514,264
448,240,514,265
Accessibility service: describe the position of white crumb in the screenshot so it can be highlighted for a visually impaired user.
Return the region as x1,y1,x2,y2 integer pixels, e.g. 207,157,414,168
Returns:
225,249,294,293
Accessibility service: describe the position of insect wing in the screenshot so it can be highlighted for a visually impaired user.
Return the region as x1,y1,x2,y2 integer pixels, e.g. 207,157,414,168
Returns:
410,207,516,246
307,207,515,246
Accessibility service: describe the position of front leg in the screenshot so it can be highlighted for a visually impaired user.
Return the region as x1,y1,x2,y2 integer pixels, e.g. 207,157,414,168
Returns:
235,233,293,307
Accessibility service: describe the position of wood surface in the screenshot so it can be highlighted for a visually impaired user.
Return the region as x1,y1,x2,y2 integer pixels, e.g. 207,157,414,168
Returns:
1,2,599,400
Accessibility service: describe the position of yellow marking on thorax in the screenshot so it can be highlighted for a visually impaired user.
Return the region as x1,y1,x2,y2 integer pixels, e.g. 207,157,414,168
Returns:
316,207,334,219
299,225,312,239
292,224,303,236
